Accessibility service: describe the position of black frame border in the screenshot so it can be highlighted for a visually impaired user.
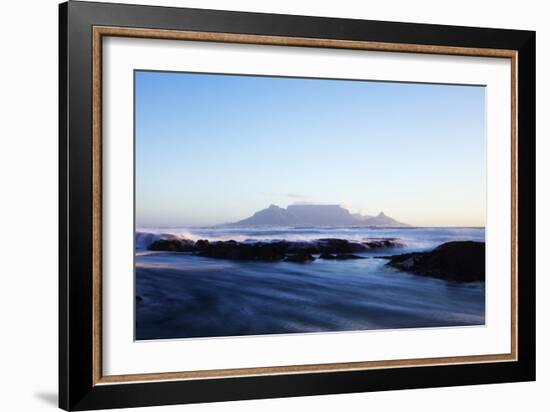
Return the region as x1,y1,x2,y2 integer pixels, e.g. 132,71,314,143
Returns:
59,1,535,410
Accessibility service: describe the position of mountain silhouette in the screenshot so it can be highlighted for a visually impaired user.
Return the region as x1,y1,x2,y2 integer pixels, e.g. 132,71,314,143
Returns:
224,204,408,227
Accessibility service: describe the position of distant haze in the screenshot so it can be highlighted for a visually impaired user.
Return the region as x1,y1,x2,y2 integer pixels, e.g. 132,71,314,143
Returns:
135,71,486,227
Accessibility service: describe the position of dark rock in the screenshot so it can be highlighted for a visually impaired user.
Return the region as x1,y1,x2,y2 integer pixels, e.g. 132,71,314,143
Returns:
197,241,288,261
319,253,365,260
148,238,195,252
362,238,404,249
284,253,316,263
317,238,368,253
286,241,320,254
317,238,402,253
194,239,210,250
147,237,401,263
383,241,485,282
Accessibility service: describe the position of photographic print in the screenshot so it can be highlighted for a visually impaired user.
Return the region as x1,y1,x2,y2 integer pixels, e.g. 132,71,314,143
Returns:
60,5,535,408
134,71,486,341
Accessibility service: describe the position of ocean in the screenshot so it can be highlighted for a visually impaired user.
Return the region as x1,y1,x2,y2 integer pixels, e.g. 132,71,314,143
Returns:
135,227,485,340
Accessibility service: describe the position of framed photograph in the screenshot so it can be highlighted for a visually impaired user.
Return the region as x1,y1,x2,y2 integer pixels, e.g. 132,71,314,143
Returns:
59,1,536,410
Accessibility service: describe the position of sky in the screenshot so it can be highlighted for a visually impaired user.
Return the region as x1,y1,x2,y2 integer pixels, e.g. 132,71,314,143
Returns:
135,70,486,227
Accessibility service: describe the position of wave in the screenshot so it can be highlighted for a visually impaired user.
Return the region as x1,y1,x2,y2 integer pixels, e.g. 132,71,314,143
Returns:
136,227,485,254
136,229,386,249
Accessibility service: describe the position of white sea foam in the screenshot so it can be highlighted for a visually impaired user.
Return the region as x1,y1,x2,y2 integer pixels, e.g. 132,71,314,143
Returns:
135,226,485,252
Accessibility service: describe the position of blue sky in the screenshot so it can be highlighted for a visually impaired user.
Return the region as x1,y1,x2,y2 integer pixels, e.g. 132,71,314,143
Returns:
135,71,485,227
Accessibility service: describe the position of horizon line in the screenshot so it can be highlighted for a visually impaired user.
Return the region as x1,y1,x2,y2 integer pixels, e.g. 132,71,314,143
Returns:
136,224,486,230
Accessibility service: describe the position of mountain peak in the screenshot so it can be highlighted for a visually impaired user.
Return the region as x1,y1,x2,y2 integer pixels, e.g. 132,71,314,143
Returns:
224,204,408,227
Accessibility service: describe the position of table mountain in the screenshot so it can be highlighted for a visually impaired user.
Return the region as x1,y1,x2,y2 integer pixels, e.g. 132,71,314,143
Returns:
224,204,408,227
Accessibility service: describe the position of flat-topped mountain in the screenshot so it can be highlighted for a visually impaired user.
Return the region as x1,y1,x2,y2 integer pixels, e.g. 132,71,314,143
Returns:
224,204,408,227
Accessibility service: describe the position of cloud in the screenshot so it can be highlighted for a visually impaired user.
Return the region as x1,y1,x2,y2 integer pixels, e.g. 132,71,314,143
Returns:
287,193,308,200
292,201,327,205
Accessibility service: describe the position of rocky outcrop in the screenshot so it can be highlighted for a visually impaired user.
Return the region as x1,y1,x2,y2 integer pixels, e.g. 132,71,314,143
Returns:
147,237,402,263
315,238,402,253
317,238,366,253
362,238,404,249
148,239,195,252
319,253,365,260
382,241,485,282
196,241,288,262
284,253,316,263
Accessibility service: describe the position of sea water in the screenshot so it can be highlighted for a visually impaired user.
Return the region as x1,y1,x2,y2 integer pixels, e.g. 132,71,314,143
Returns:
135,227,485,340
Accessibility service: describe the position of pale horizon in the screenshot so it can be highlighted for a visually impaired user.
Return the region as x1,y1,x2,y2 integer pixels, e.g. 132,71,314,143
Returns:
136,201,485,229
136,71,486,228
